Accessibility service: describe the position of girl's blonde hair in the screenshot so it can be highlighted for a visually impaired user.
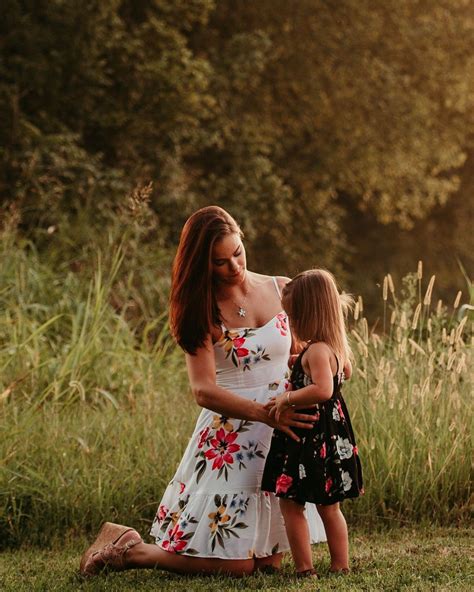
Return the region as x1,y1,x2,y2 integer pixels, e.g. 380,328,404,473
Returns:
282,269,353,365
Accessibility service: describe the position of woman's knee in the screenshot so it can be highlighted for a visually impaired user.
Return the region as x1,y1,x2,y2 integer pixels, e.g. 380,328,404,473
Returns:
228,559,255,576
254,552,283,572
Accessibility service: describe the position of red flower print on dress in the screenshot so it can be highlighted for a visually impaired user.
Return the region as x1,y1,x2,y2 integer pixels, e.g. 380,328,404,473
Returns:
157,504,168,522
325,477,333,493
276,313,288,336
162,523,187,553
197,427,210,449
218,329,256,368
353,446,358,456
320,442,327,459
179,482,186,494
204,428,240,470
232,337,249,358
337,399,345,420
275,474,293,494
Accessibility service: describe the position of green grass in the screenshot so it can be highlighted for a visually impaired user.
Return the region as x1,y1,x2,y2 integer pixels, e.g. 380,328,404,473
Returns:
0,528,472,591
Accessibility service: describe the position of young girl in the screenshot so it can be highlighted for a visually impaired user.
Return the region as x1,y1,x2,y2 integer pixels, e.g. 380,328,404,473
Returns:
261,269,363,578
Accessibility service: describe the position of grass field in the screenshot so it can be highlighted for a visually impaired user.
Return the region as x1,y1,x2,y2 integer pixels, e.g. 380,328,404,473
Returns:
0,528,472,591
0,235,472,590
1,246,471,546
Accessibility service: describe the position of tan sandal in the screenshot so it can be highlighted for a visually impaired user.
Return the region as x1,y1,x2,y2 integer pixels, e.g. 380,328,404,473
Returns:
79,522,142,576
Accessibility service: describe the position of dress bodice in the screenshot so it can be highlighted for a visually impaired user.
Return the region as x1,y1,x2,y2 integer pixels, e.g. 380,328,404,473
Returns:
213,312,291,390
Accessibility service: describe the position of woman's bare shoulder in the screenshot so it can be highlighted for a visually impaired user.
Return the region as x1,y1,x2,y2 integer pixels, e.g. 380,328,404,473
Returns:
275,275,291,290
248,271,290,288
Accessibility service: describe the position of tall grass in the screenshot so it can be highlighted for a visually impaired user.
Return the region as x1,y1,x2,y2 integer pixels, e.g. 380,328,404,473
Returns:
346,265,472,525
0,231,191,548
0,234,472,548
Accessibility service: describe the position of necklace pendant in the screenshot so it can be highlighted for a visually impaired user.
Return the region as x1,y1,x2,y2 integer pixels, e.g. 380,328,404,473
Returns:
238,307,246,318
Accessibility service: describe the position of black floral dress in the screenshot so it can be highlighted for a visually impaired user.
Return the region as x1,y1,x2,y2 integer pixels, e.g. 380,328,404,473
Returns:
261,346,363,505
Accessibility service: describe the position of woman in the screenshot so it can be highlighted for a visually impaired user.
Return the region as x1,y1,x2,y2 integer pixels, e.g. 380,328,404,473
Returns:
80,206,326,577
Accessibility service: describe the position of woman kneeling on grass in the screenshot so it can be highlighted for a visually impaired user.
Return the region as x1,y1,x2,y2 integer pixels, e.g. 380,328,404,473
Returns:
80,205,325,577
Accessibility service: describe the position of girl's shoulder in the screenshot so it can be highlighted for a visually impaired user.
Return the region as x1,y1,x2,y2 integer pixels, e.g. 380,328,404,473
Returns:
306,341,333,357
302,342,337,374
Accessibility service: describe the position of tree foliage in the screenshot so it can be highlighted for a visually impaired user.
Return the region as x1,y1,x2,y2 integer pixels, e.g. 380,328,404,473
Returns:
1,0,472,284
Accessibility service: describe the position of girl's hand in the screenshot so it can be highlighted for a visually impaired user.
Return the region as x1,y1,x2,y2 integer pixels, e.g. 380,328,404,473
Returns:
264,390,291,423
264,397,276,411
264,381,292,411
273,392,292,422
264,393,288,420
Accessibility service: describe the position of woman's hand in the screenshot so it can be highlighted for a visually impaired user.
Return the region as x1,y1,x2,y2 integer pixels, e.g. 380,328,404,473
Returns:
264,404,317,442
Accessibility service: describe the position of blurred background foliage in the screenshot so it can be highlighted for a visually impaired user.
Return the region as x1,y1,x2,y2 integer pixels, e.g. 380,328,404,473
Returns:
1,0,473,311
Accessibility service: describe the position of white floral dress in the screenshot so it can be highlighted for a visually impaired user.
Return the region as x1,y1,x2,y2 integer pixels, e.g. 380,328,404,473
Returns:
150,279,326,558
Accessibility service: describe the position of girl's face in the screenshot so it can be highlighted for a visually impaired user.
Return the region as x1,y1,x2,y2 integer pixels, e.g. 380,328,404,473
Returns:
212,233,247,285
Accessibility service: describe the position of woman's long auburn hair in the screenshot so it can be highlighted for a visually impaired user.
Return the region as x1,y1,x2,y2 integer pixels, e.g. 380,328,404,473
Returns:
282,269,353,365
170,206,242,354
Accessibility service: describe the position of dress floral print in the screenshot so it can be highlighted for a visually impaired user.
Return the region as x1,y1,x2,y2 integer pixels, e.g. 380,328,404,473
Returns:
155,495,200,555
217,329,271,371
193,416,266,482
261,346,364,505
150,282,326,558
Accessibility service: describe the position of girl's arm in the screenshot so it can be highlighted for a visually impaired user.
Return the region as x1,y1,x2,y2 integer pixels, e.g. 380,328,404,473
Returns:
186,334,318,440
267,343,334,420
343,358,352,379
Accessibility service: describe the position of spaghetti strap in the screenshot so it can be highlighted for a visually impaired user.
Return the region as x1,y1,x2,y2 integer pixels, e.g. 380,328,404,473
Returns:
271,276,282,298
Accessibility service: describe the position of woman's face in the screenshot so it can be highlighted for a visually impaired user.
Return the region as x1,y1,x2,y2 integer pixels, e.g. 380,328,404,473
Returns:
212,233,247,285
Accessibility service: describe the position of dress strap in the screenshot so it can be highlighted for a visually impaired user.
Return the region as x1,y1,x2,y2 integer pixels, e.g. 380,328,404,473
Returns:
334,353,345,385
271,276,282,297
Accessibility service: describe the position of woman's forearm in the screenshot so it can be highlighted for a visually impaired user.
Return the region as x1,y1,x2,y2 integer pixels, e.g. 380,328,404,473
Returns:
194,383,269,424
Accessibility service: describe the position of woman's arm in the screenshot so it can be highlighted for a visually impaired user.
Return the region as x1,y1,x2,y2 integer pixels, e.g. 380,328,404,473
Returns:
186,334,318,440
186,336,267,422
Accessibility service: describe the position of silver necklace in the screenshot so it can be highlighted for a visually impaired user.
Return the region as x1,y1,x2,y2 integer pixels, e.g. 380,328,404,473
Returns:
231,284,250,317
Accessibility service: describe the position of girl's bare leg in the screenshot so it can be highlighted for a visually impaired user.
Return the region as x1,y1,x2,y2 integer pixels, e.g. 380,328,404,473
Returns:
316,502,349,571
279,499,313,573
126,542,279,576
